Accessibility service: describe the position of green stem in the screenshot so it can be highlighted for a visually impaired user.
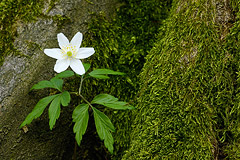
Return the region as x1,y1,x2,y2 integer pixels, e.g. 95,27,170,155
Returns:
74,75,93,159
69,92,78,95
79,94,94,108
73,76,85,160
73,141,77,160
78,75,94,108
79,76,84,95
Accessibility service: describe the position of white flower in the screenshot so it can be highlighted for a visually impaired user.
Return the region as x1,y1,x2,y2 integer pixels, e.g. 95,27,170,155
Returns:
44,32,95,75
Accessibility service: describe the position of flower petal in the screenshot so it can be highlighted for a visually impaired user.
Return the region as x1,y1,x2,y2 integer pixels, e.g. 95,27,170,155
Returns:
44,48,64,59
70,59,85,75
57,33,69,49
70,32,82,49
54,59,70,73
75,48,95,59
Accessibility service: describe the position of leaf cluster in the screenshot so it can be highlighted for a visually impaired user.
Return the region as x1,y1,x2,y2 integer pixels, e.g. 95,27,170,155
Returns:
20,70,73,129
72,93,134,153
21,67,134,154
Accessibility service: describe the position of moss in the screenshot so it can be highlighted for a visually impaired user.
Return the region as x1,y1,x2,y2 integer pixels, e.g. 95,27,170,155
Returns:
78,0,172,157
0,0,47,65
84,0,94,5
222,1,240,159
121,0,239,159
52,14,71,30
0,0,61,66
45,0,59,14
82,0,172,102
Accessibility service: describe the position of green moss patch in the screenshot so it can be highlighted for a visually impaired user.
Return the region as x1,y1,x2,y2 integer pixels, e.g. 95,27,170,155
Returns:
77,0,172,157
121,0,239,159
0,0,59,66
222,1,240,159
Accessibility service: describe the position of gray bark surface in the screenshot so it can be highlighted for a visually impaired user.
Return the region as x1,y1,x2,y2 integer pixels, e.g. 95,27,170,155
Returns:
0,0,118,159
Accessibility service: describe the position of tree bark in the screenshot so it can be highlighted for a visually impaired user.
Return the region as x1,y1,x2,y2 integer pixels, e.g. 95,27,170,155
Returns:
121,0,239,159
0,0,118,159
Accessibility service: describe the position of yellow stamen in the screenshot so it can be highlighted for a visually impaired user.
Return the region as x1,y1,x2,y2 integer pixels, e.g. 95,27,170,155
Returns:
67,51,72,57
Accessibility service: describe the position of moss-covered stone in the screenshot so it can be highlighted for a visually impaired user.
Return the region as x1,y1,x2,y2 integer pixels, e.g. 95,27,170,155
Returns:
222,0,240,159
121,0,239,159
0,0,49,66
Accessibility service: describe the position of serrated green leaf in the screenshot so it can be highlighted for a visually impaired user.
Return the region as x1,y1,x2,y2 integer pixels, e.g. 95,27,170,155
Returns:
100,101,135,110
91,94,135,110
92,106,115,153
104,131,114,154
92,107,115,132
83,63,91,73
31,78,63,92
50,78,63,92
72,104,89,145
53,70,75,79
20,94,58,128
94,114,104,139
89,69,125,79
90,69,125,75
91,94,118,104
48,95,61,130
30,80,55,91
60,91,71,106
89,74,110,79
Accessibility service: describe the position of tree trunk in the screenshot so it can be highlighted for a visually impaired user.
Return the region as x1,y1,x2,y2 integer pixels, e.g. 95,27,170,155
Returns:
120,0,240,159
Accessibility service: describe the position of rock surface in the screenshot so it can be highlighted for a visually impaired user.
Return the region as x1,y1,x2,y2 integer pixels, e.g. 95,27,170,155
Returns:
0,0,118,159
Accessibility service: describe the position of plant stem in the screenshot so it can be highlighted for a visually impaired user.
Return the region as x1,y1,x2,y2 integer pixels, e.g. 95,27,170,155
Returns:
78,75,94,108
73,75,94,159
73,76,84,160
79,94,94,108
79,76,84,95
74,141,77,160
69,92,78,95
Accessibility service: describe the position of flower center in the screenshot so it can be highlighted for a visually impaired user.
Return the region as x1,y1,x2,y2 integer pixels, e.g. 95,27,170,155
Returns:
67,51,73,57
61,45,77,60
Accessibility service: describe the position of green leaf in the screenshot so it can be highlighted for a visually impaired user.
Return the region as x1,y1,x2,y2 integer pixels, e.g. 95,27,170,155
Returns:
91,94,135,110
30,80,55,91
91,94,118,103
99,101,135,110
104,131,114,154
90,69,125,75
93,107,115,132
53,70,75,79
89,69,125,79
31,70,74,92
72,104,89,146
48,95,61,130
20,94,58,128
60,91,71,106
92,106,115,153
83,63,91,73
30,78,63,92
89,74,110,79
50,78,63,92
